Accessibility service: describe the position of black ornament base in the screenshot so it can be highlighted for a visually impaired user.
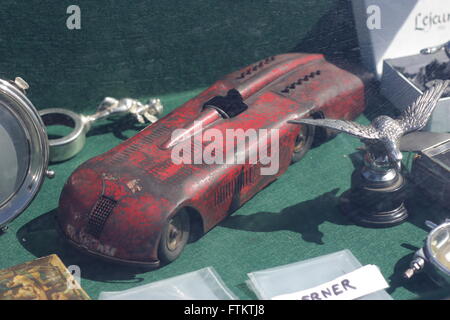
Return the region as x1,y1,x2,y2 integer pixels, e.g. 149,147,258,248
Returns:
339,170,409,228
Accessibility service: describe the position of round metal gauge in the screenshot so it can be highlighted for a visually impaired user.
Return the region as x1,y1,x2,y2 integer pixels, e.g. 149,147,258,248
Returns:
425,221,450,284
404,219,450,286
0,78,50,229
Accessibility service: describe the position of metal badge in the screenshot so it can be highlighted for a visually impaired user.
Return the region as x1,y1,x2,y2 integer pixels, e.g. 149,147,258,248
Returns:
0,77,53,230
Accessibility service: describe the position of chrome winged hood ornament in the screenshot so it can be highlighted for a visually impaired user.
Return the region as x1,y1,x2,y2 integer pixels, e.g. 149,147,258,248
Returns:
289,80,450,171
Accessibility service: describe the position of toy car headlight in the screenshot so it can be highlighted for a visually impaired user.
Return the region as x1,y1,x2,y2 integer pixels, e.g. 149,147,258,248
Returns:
0,78,51,230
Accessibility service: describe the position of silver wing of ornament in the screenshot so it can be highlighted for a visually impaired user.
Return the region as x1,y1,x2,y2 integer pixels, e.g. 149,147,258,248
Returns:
288,118,380,140
397,80,450,133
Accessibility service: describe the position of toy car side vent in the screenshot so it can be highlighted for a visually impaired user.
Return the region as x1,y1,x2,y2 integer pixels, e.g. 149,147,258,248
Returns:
215,166,257,205
236,56,276,79
108,125,172,164
86,195,117,238
281,70,321,93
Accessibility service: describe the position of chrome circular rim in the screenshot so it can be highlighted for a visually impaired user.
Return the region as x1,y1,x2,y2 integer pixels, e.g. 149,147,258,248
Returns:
0,79,49,228
426,221,450,276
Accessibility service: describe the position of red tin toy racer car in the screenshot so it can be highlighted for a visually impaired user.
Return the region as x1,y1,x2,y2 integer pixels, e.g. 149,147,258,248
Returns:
58,53,366,267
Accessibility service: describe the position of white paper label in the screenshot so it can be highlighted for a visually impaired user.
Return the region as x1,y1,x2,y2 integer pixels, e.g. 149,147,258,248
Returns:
272,265,389,300
351,0,450,78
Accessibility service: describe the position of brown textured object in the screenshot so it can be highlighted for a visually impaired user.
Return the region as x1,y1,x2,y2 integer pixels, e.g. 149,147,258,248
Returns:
0,254,90,300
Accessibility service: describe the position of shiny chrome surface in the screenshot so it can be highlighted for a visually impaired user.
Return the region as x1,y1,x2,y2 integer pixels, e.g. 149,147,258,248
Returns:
0,78,49,228
420,41,450,58
39,97,164,162
404,220,450,285
289,80,450,175
426,220,450,278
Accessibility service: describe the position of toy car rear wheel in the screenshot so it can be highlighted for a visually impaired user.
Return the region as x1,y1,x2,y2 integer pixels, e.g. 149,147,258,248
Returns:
291,123,315,163
158,209,191,264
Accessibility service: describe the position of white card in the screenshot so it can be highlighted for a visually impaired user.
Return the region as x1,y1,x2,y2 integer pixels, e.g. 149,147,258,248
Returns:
352,0,450,78
272,265,389,300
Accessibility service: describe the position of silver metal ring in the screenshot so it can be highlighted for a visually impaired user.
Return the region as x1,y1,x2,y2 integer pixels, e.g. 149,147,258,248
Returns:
39,108,89,163
0,79,49,228
39,97,164,162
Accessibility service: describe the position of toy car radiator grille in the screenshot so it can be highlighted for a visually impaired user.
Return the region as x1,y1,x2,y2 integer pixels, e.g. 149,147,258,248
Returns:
86,195,117,238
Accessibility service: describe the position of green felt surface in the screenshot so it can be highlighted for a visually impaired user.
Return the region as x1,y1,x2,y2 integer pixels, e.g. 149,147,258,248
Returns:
0,0,449,300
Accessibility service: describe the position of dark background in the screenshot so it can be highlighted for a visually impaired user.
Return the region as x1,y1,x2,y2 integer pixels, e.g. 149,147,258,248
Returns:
0,0,359,112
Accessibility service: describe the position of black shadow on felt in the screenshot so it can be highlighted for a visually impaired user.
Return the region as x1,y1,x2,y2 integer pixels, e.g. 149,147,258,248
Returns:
386,247,442,298
86,117,148,141
220,188,351,245
16,209,149,284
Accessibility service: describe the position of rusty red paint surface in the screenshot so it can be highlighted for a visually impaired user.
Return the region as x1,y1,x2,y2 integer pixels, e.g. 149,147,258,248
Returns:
57,53,366,266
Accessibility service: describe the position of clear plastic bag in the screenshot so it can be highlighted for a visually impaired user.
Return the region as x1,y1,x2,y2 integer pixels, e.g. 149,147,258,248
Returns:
247,249,392,300
99,267,237,300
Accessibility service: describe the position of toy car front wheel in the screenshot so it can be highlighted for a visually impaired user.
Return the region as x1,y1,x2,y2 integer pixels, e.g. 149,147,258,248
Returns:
158,209,191,264
291,123,315,163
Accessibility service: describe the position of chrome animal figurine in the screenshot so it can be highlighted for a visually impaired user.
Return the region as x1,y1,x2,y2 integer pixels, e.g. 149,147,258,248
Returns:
289,80,450,172
96,97,164,124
